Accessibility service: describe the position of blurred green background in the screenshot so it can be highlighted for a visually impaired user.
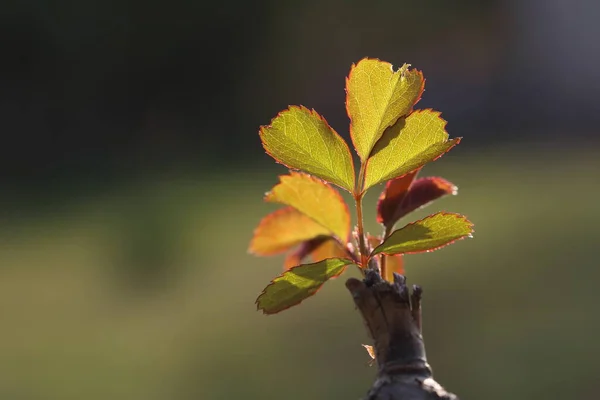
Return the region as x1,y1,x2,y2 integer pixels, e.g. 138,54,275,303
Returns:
2,0,600,399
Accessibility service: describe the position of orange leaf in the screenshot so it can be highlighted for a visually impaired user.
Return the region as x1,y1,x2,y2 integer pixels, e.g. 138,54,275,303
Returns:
367,235,404,280
284,238,350,270
265,172,351,241
383,254,404,282
362,344,376,366
249,207,331,256
311,238,349,262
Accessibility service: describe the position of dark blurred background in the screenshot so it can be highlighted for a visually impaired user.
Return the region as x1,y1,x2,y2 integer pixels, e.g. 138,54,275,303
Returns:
1,0,599,399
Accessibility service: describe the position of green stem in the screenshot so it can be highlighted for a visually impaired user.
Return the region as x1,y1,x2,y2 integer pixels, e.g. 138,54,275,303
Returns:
354,161,369,268
354,193,368,267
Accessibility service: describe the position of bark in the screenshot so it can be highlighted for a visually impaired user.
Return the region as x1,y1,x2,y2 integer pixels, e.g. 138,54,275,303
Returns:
346,270,458,400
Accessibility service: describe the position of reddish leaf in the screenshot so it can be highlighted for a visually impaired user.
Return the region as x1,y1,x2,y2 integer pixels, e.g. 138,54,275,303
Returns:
284,238,349,270
376,170,420,225
377,175,457,228
249,207,331,256
396,177,457,221
284,239,324,270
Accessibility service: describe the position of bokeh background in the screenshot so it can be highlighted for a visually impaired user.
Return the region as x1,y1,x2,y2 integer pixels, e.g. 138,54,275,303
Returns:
2,0,599,399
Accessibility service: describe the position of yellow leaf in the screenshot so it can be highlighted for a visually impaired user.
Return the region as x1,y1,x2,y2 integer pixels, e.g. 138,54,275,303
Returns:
363,110,460,191
259,106,355,192
249,207,331,256
346,58,424,160
265,172,351,241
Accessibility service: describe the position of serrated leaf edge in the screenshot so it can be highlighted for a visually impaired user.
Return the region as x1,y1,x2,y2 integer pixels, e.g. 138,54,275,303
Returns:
255,258,354,315
376,169,421,224
248,206,332,256
364,134,462,192
258,105,356,192
377,175,459,227
371,212,474,256
264,171,352,242
345,58,425,161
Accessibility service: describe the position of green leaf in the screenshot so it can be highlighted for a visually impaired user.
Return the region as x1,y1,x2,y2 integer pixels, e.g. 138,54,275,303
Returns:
256,258,354,314
363,110,460,191
372,212,473,255
259,106,355,192
265,172,351,241
346,58,424,160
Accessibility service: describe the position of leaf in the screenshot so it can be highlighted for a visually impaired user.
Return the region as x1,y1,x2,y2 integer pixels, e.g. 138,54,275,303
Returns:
362,344,376,359
376,170,420,225
377,174,457,228
256,258,354,314
362,344,376,366
265,172,351,241
372,212,473,255
383,254,404,282
284,238,349,270
249,207,331,256
367,235,404,280
311,238,349,261
363,109,460,191
259,106,355,191
346,58,424,160
284,238,324,269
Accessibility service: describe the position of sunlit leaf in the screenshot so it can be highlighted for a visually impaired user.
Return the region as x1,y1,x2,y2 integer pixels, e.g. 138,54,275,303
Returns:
256,258,355,314
383,254,404,282
249,207,331,256
372,212,473,255
362,344,376,366
259,106,355,191
346,58,424,160
377,174,457,228
311,238,349,263
265,172,351,241
284,238,349,270
363,110,460,191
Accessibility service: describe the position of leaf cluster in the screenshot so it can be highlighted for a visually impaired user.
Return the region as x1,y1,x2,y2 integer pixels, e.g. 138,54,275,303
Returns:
249,59,473,314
